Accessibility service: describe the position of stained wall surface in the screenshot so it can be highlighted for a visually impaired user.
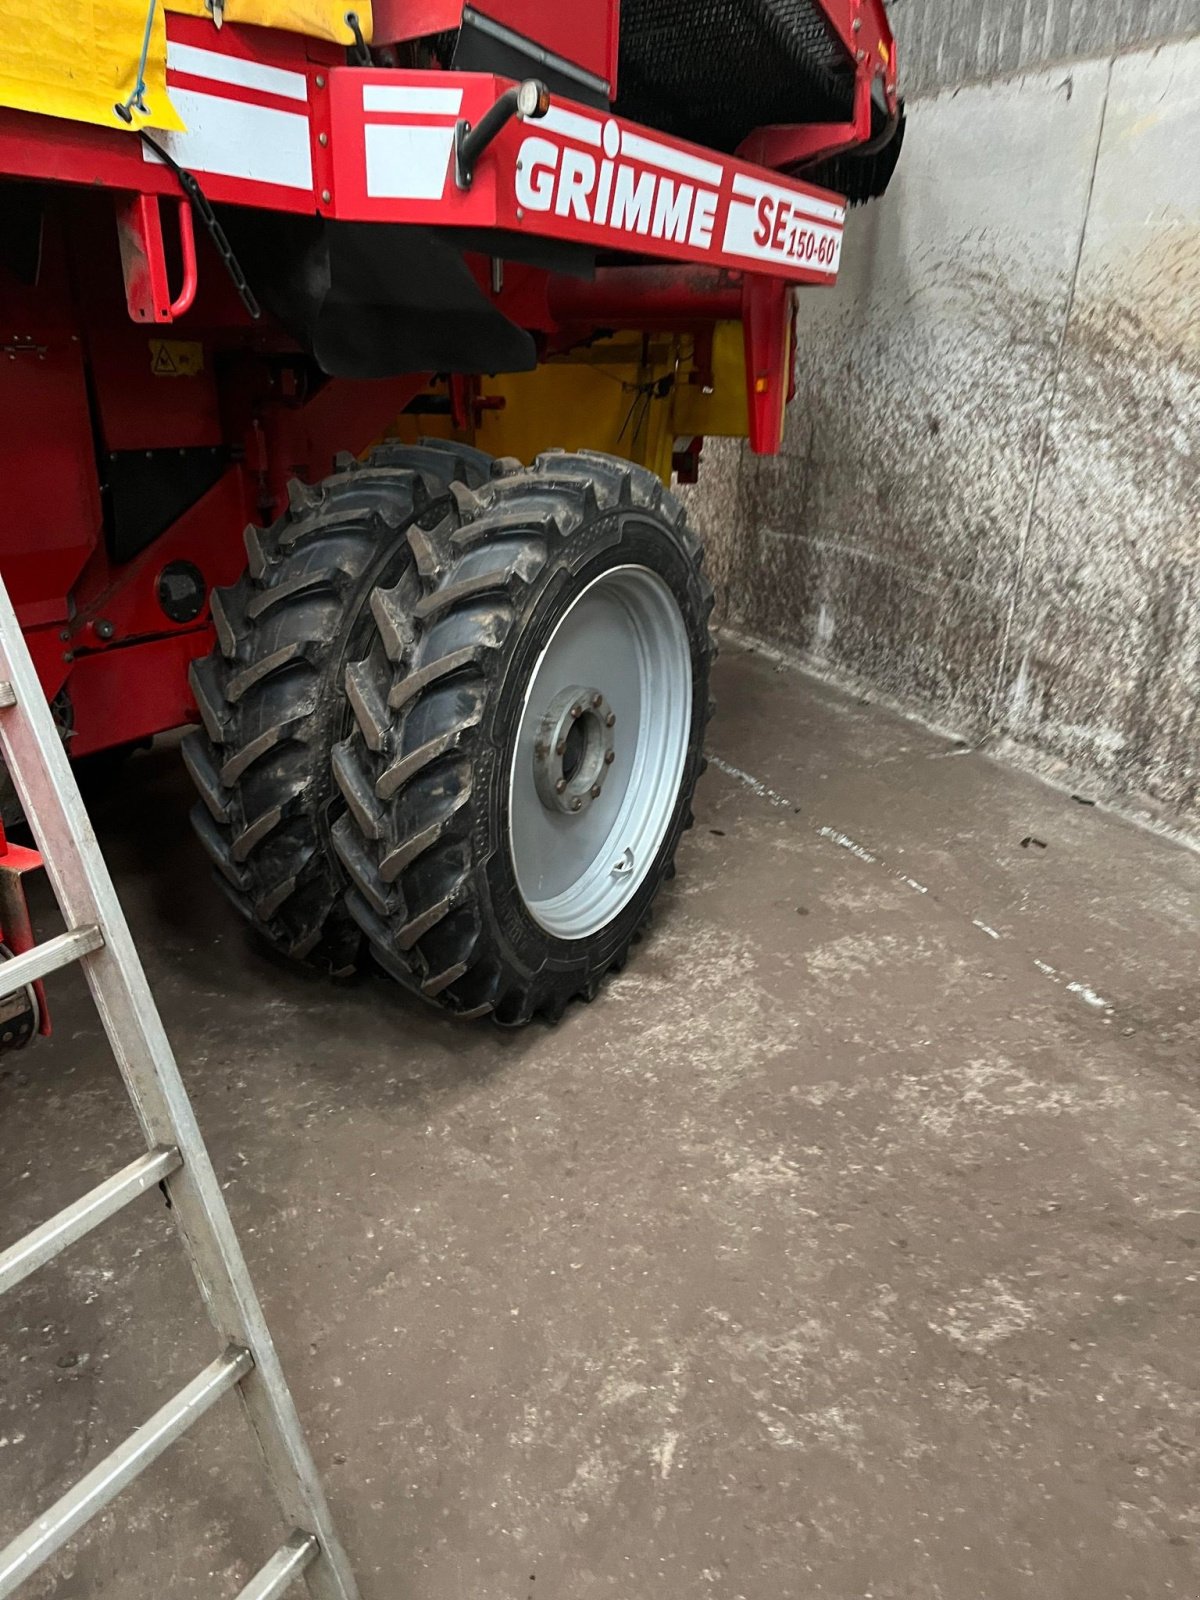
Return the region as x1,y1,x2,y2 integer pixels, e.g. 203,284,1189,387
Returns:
691,32,1199,835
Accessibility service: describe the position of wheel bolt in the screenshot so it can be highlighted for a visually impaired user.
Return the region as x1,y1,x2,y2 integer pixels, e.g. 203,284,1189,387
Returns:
556,739,566,755
605,712,616,728
556,778,567,793
604,749,615,765
590,784,601,798
592,693,603,708
570,703,582,718
571,797,583,811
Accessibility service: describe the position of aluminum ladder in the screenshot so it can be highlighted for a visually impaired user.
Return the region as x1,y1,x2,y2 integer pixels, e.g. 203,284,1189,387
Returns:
0,574,360,1600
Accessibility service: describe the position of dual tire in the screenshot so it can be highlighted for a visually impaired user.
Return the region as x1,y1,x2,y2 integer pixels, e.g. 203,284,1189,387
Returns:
183,443,714,1024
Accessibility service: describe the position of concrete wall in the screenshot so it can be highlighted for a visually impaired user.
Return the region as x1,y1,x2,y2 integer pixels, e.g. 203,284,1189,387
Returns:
691,33,1200,838
897,0,1200,94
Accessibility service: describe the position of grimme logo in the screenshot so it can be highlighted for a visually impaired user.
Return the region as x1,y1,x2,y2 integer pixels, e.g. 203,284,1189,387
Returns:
516,117,719,249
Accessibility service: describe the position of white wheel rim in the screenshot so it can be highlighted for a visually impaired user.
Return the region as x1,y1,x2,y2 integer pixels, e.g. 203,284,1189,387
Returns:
508,564,692,940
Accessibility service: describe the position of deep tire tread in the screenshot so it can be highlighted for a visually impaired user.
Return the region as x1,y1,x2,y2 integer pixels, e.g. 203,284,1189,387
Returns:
336,449,715,1023
183,438,492,972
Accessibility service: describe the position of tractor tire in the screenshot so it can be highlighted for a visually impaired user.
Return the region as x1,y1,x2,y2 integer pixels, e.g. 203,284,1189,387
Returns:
182,439,495,974
332,449,716,1025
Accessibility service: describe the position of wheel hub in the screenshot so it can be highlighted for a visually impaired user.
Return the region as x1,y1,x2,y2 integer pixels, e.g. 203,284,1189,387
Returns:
532,685,616,816
509,564,693,941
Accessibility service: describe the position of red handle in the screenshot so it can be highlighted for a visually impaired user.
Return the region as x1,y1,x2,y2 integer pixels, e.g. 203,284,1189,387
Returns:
169,199,198,318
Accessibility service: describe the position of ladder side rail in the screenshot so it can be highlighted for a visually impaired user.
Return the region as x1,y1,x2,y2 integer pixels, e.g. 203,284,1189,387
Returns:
0,580,358,1600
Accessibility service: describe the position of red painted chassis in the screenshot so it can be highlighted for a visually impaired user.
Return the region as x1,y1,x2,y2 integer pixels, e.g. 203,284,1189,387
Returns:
0,0,897,973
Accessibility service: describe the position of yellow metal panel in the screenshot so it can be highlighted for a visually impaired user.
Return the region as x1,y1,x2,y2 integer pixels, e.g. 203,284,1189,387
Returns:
0,0,183,130
383,326,754,487
477,338,683,484
671,322,750,441
168,0,369,43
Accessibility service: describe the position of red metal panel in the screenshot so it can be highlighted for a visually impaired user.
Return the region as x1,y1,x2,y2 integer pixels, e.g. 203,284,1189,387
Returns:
2,41,850,292
86,327,224,453
369,0,463,44
548,266,742,328
0,211,101,629
473,0,619,89
739,71,873,171
742,275,792,456
66,631,214,756
0,16,326,219
67,466,251,641
331,72,847,286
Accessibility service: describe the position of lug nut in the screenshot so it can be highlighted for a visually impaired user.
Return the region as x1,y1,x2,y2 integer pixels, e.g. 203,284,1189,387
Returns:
592,693,603,708
605,712,616,728
590,784,601,798
556,739,566,755
604,749,615,765
555,778,567,793
570,797,583,811
570,703,582,718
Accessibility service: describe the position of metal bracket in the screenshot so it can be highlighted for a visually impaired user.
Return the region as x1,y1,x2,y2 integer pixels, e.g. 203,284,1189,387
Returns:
455,78,550,190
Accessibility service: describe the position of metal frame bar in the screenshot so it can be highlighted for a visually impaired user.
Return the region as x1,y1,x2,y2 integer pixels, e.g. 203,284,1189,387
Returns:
0,1145,182,1296
0,922,103,996
236,1532,320,1600
0,573,359,1599
0,1350,253,1598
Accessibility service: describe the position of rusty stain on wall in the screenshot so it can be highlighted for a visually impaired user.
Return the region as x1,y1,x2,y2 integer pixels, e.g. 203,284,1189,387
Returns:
691,37,1200,839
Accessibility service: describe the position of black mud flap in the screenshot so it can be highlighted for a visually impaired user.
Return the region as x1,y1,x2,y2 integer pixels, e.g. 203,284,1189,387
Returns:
216,212,536,379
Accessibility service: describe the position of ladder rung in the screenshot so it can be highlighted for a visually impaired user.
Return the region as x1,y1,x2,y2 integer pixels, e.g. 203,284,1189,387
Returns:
0,681,15,708
0,1146,183,1298
234,1531,320,1600
0,924,104,997
0,1346,253,1599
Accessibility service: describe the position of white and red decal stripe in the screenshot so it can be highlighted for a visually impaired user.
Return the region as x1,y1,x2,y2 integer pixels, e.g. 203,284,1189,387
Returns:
360,84,463,200
508,106,847,281
143,26,313,193
723,171,844,275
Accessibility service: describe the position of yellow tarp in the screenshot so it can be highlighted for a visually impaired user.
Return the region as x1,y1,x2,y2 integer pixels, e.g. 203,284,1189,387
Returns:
0,0,371,133
0,0,184,131
168,0,369,43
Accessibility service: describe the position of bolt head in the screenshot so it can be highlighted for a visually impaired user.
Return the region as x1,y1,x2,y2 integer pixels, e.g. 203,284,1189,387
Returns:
570,797,583,811
592,693,603,708
590,785,601,798
605,712,616,728
555,778,567,793
556,739,566,755
604,749,615,765
570,703,582,718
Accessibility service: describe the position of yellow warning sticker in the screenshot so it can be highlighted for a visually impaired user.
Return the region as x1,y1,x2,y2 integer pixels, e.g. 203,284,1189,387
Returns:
149,339,204,377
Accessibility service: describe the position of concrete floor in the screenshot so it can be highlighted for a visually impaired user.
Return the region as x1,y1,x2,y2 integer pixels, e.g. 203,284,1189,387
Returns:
2,639,1198,1600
